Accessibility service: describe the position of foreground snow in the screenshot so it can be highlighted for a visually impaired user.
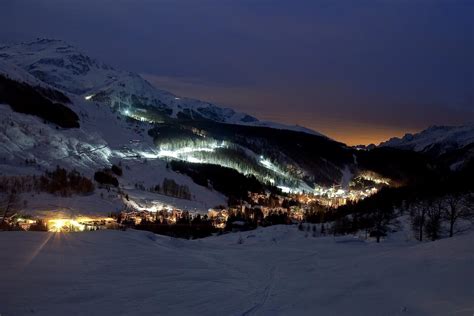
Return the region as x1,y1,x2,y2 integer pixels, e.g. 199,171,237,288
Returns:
1,226,473,315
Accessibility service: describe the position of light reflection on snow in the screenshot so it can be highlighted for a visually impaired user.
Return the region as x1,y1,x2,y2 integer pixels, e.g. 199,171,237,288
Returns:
119,142,387,207
277,186,293,194
259,156,289,178
138,141,227,163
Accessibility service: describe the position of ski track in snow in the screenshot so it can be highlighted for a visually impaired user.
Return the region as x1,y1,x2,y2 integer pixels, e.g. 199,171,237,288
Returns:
242,265,276,316
1,226,473,316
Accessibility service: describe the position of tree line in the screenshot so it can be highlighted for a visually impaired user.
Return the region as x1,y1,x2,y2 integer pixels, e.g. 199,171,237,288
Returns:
0,166,94,197
130,212,216,239
153,178,192,200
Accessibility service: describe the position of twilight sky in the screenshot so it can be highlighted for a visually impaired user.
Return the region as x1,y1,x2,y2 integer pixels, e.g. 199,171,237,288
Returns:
0,0,473,145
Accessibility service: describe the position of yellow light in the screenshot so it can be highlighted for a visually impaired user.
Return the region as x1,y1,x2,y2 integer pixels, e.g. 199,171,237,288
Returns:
48,219,85,232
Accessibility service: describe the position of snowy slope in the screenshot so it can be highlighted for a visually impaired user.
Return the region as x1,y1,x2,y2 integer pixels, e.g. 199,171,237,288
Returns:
0,98,226,215
0,54,230,216
0,59,47,86
0,39,324,136
0,39,254,123
0,39,332,215
0,226,473,315
380,124,474,154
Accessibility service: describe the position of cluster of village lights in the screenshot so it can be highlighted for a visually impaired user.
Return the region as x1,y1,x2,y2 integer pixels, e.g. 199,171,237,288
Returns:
47,217,115,232
48,219,85,232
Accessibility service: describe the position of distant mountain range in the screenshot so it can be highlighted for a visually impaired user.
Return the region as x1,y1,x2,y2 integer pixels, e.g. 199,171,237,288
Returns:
380,124,474,156
379,124,474,171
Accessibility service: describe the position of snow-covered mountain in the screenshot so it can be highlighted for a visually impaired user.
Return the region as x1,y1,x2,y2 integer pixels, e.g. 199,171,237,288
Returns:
0,39,324,135
0,39,340,216
0,38,432,217
380,124,474,155
0,50,229,215
0,39,253,123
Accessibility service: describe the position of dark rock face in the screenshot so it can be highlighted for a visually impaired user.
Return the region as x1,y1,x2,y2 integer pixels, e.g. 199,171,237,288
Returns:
0,74,79,128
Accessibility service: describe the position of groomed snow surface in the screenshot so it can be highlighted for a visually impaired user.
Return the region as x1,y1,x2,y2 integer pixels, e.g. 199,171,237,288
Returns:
1,226,473,315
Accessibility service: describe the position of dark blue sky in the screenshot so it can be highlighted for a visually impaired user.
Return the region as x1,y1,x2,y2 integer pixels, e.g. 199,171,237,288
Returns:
1,0,473,144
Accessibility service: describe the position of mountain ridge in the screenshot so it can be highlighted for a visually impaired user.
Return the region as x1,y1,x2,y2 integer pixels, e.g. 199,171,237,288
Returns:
0,38,324,137
380,124,474,155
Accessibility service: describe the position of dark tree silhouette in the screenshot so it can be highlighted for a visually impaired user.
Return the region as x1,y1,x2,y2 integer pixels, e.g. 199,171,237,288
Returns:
0,190,19,226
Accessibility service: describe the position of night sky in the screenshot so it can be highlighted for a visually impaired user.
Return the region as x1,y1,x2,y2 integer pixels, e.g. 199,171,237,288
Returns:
1,0,472,145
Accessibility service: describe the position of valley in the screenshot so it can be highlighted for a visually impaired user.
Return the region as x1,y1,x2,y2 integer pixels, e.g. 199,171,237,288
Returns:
0,38,473,316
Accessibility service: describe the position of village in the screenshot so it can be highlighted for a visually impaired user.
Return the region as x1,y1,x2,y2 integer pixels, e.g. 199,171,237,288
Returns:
3,177,385,234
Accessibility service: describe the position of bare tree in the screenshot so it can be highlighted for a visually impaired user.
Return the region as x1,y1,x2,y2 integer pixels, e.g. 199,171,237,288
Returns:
425,199,443,241
444,194,474,237
411,199,430,241
0,190,20,225
371,207,394,243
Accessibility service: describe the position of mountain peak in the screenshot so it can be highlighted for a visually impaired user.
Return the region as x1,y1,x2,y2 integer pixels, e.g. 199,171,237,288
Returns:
380,124,474,154
0,39,326,135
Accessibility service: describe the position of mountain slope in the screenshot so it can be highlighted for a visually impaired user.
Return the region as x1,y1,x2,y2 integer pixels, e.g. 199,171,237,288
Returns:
380,124,474,173
0,73,78,128
0,39,348,189
0,39,324,135
0,38,439,217
0,60,227,214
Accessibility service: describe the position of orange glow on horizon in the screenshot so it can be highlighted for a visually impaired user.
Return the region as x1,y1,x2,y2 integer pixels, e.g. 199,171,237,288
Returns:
312,125,415,146
141,74,420,146
257,115,417,146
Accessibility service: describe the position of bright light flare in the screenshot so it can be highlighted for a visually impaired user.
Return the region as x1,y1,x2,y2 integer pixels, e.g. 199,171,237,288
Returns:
48,219,85,232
